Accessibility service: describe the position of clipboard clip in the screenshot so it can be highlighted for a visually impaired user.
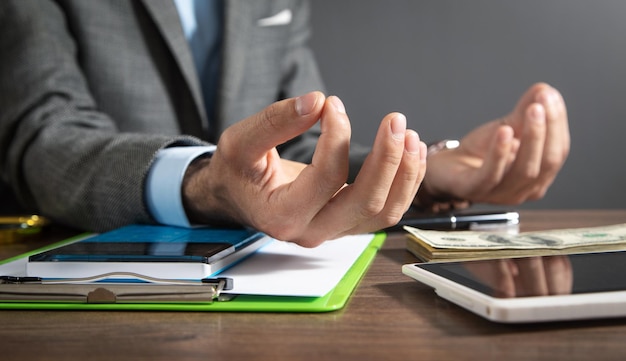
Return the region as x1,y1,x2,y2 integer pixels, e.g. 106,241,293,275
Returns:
0,273,233,304
0,276,42,284
1,273,234,288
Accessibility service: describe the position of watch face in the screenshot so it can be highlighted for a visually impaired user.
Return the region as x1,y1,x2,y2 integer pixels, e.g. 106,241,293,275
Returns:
427,139,460,155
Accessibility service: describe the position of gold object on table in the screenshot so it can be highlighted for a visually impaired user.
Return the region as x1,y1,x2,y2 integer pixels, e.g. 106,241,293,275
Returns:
0,215,50,243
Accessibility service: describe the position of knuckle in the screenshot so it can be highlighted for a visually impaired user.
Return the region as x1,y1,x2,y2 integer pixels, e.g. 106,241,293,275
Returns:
330,174,349,190
542,151,568,173
481,173,504,190
381,211,404,228
522,167,541,180
260,104,282,132
217,128,236,154
315,167,348,191
509,195,527,205
511,165,541,182
382,151,403,167
263,222,299,242
358,199,385,219
294,237,327,248
398,161,420,183
529,186,549,201
265,224,326,248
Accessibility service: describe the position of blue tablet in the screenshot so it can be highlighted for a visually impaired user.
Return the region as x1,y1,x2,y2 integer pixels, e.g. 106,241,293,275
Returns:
27,225,272,280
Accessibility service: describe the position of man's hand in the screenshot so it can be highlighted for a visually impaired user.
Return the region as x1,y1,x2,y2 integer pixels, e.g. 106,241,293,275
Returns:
421,83,570,205
183,92,426,247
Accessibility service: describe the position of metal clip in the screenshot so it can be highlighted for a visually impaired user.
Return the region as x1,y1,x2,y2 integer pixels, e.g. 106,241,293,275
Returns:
0,274,233,303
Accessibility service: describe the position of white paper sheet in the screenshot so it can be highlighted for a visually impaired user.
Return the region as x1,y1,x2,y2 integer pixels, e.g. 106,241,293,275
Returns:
219,233,374,297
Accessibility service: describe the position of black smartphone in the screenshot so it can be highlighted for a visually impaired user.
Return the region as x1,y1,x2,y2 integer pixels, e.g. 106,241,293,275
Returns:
385,208,519,232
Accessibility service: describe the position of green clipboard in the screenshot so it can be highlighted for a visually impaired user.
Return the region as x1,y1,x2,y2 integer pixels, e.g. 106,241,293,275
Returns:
0,233,385,312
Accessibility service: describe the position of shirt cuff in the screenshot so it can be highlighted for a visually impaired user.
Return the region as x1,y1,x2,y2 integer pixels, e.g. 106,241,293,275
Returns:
145,146,216,227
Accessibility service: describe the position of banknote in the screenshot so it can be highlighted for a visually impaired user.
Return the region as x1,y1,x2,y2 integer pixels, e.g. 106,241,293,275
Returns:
405,223,626,262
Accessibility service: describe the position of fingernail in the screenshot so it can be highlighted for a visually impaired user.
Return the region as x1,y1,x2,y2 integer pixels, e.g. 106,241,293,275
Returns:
529,103,545,123
390,113,406,140
329,95,346,114
420,142,427,162
536,89,557,105
295,92,318,116
498,126,514,144
405,130,419,155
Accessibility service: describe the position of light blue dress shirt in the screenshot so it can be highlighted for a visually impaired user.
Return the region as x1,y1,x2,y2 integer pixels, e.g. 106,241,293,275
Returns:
145,0,223,227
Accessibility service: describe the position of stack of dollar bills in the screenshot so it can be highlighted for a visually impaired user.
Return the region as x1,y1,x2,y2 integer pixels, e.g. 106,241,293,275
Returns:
404,223,626,262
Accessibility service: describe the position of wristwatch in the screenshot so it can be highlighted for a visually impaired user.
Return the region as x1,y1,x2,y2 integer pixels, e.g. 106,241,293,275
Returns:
416,139,470,212
427,139,460,156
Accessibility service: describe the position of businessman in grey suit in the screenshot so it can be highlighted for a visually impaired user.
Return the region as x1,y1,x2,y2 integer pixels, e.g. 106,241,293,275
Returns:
0,0,569,247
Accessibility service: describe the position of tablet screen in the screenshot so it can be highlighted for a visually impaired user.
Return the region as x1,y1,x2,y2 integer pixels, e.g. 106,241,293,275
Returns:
28,242,234,263
415,251,626,298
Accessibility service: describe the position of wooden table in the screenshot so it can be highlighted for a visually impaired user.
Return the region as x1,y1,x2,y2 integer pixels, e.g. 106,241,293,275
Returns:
1,210,626,361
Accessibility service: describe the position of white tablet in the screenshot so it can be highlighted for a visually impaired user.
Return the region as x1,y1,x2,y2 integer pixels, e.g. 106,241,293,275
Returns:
402,251,626,323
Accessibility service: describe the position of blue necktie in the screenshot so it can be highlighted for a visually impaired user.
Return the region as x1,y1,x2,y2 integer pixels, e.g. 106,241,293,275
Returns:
188,0,223,126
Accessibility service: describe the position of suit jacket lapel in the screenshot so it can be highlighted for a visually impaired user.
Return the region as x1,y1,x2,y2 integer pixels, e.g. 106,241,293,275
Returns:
220,1,252,97
217,1,295,138
139,0,278,142
140,0,209,133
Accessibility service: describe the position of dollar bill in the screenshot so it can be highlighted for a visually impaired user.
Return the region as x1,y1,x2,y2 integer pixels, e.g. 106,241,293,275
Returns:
404,223,626,262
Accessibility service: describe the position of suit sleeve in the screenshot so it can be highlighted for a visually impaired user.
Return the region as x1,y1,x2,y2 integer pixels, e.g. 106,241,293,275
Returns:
0,0,205,232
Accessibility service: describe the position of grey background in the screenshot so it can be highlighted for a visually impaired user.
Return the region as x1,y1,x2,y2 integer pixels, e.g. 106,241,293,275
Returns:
309,0,626,210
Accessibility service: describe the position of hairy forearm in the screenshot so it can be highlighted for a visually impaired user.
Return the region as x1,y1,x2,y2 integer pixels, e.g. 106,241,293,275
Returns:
182,155,242,227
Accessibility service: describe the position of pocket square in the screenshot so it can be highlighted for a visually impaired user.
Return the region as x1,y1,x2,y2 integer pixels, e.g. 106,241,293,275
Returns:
257,9,292,27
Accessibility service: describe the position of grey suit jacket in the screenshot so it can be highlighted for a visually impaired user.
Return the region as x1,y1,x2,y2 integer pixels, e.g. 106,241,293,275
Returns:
0,0,369,231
